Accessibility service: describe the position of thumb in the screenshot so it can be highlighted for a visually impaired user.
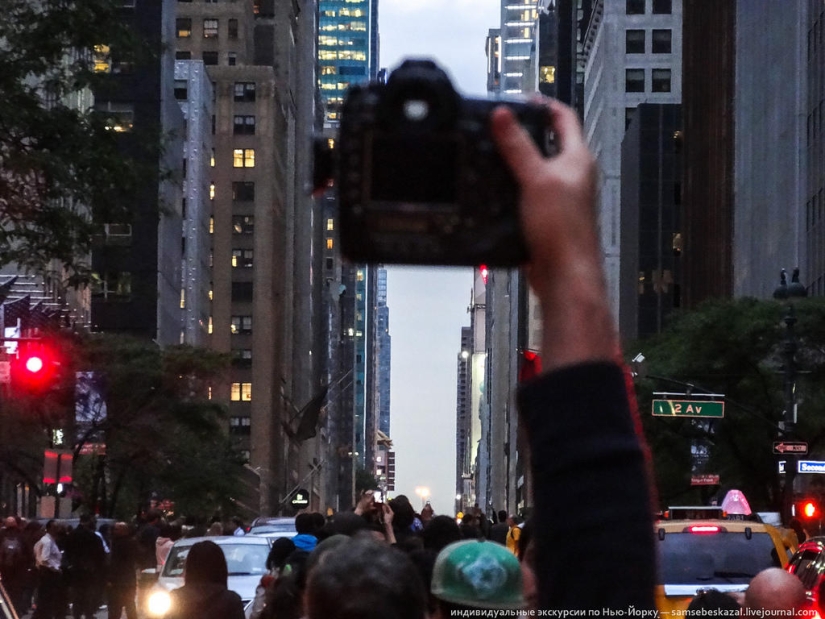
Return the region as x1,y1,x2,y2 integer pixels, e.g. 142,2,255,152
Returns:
490,106,546,186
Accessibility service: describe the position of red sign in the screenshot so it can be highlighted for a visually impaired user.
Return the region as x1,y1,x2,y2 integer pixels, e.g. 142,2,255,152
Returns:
78,443,106,456
691,474,720,486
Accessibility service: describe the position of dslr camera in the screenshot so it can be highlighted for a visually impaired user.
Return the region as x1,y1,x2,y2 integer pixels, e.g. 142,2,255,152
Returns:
314,59,554,267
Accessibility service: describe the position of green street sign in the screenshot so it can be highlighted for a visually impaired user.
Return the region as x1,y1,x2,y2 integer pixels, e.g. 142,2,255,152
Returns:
652,399,724,418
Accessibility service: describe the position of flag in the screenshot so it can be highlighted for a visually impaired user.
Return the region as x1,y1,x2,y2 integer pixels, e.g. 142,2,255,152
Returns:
294,386,329,442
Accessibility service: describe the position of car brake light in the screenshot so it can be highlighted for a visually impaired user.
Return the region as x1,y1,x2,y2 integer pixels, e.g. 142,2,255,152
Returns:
689,525,721,534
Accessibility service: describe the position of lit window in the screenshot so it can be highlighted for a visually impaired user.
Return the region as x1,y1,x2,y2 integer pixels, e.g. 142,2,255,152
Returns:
203,19,219,38
326,238,334,250
232,249,254,267
539,66,555,83
93,45,111,73
176,18,192,38
210,149,215,167
209,216,214,234
326,218,334,231
180,289,185,309
232,216,254,234
321,66,336,75
208,289,213,300
207,386,212,400
234,82,256,102
209,183,215,200
208,316,213,334
231,315,253,334
96,102,134,132
230,382,252,401
233,149,255,168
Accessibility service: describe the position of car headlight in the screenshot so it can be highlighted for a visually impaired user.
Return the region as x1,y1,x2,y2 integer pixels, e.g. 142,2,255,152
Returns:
147,590,172,617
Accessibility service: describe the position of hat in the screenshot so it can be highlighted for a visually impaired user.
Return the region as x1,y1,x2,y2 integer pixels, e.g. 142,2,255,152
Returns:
431,539,525,610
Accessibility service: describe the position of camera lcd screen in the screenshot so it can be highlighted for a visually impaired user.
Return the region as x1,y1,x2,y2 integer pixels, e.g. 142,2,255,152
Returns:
369,134,459,205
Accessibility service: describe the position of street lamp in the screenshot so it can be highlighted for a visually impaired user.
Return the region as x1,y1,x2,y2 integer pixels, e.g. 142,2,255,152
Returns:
773,268,807,525
415,486,430,508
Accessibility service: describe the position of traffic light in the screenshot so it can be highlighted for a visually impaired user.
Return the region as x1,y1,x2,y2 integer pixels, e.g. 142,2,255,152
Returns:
795,499,821,522
11,342,59,395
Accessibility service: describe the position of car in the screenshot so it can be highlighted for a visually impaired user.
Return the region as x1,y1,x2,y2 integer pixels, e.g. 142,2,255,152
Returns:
655,516,797,613
145,535,271,618
247,516,296,538
786,536,825,614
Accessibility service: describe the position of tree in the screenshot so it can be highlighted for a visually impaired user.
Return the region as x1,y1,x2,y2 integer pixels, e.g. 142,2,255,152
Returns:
632,297,825,512
0,0,156,278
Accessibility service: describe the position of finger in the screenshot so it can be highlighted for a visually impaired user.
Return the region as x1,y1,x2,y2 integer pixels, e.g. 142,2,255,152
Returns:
490,106,547,186
546,99,587,153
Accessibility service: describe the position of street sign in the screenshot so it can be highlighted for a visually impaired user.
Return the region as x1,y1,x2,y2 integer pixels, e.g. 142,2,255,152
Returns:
798,461,825,474
652,399,724,418
773,441,808,456
691,474,720,486
290,488,310,509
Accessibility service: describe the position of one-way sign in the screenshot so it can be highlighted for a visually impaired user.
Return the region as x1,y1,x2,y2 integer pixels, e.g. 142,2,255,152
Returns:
773,441,809,456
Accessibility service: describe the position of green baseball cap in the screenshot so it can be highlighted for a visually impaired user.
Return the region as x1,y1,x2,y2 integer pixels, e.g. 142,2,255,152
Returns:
431,539,525,610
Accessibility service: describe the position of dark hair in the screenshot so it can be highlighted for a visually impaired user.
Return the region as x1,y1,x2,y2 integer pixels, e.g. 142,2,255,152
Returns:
407,549,438,616
306,538,427,619
421,516,461,554
267,537,297,571
184,541,228,587
388,498,416,530
295,513,315,535
311,512,326,533
497,510,508,523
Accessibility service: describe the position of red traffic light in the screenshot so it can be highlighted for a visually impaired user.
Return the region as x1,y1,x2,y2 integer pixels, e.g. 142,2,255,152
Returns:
11,343,59,394
804,501,818,519
795,499,820,520
24,355,45,374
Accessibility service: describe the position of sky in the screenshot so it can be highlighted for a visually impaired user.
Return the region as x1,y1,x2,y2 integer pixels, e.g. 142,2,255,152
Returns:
378,0,501,515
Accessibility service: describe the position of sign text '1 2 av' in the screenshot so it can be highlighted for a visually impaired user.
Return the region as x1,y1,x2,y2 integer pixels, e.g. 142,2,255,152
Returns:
652,399,725,418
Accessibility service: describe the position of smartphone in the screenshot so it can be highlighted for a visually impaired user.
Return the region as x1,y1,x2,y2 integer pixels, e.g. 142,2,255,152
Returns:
373,490,382,503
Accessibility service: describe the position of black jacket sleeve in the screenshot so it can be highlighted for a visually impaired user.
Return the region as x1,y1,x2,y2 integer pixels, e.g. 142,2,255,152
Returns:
517,362,656,610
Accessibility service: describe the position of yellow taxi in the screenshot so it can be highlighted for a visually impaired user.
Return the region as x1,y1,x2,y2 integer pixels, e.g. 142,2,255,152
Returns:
655,507,798,613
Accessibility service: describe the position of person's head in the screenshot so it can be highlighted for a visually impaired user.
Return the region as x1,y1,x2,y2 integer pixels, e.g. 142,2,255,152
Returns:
3,516,17,530
267,537,297,572
113,522,130,538
388,497,416,530
206,521,224,536
184,540,228,588
295,513,315,535
79,513,95,530
328,511,370,537
305,537,427,619
45,519,59,536
430,539,525,613
745,568,806,613
310,512,326,534
422,515,462,554
497,510,507,524
231,516,244,531
686,589,741,616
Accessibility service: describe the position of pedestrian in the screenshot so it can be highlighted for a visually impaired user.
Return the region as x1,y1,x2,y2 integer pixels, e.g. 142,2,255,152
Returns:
206,521,223,536
106,522,139,619
430,539,525,615
249,537,296,619
744,568,806,613
155,522,176,571
458,513,480,540
135,510,162,570
304,537,427,619
291,513,318,552
165,540,244,619
421,516,461,555
230,517,245,536
505,515,521,556
491,96,657,607
0,516,33,616
32,519,64,619
488,510,509,545
64,514,107,619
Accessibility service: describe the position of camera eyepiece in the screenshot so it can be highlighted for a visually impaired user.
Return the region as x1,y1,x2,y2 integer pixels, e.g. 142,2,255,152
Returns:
379,59,460,132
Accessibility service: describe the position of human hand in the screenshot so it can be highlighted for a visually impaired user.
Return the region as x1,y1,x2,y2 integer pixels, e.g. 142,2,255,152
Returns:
354,490,374,516
490,98,617,372
381,503,394,528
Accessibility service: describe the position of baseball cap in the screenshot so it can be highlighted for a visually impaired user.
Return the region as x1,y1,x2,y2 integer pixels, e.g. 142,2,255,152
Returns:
431,539,525,610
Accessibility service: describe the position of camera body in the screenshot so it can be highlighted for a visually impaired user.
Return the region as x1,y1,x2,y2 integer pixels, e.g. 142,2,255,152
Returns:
317,59,553,267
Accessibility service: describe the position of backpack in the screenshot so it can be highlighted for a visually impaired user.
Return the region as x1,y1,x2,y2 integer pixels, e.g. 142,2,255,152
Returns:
0,535,24,570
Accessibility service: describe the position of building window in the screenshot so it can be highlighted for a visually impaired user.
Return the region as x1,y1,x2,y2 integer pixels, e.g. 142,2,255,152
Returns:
228,18,239,39
229,416,252,435
326,238,334,250
227,52,237,66
626,0,645,14
233,349,253,364
539,65,555,83
625,69,645,93
180,289,185,309
232,282,253,301
230,383,252,401
209,216,214,234
209,183,215,200
203,19,219,38
232,182,255,201
174,80,188,100
625,106,637,130
626,29,645,54
210,149,215,167
202,51,218,66
652,29,672,53
232,215,255,234
96,101,134,132
652,0,672,14
233,148,255,167
93,45,111,73
652,68,671,92
326,218,334,231
91,271,132,300
233,116,256,135
175,51,191,60
234,82,256,102
231,316,253,334
232,249,254,268
176,18,192,38
326,257,334,270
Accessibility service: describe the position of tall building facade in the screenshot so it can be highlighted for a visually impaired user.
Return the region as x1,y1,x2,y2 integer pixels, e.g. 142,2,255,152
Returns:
375,269,391,437
175,0,324,515
91,0,185,346
805,1,825,295
583,0,682,330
